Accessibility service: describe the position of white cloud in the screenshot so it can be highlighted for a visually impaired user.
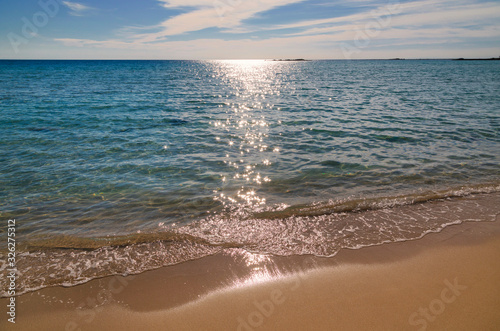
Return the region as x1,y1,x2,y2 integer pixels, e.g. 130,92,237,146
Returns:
50,0,500,59
276,0,500,35
62,1,93,16
53,20,500,59
128,0,305,42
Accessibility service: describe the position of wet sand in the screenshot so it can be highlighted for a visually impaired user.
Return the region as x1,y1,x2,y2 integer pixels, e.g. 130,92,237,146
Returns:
2,217,500,330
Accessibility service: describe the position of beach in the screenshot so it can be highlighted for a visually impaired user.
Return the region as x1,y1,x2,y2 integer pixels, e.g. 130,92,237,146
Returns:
2,0,500,329
2,194,499,331
1,60,499,330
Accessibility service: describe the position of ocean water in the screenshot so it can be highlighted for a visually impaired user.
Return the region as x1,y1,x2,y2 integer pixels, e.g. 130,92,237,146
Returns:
1,59,499,295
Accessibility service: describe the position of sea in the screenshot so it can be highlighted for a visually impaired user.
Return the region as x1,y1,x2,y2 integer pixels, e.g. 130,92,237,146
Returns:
1,59,499,296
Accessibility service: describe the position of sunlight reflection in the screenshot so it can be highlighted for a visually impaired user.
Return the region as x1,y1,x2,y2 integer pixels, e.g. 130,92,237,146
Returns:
229,249,281,288
208,60,288,211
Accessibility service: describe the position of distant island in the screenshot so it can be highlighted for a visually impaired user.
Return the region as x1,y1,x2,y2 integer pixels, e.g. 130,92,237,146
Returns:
453,56,500,61
268,59,311,62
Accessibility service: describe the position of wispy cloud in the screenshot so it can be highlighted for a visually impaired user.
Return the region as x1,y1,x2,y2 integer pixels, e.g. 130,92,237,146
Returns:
51,0,500,59
62,1,93,16
52,30,500,60
128,0,306,42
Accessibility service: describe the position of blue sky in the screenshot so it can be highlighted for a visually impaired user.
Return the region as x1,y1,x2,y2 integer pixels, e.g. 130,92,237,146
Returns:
1,0,499,59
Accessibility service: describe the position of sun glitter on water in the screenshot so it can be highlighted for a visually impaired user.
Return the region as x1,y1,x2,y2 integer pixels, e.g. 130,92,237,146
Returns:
207,60,287,211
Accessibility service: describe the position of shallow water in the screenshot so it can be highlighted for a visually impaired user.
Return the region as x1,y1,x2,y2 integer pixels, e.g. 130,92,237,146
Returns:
0,59,499,295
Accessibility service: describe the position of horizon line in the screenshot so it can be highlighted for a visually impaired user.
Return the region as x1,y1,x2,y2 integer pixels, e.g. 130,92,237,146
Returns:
2,57,498,61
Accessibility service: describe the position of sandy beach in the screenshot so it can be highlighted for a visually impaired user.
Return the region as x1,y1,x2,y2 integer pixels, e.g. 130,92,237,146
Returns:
2,1,500,329
2,58,500,331
2,213,499,331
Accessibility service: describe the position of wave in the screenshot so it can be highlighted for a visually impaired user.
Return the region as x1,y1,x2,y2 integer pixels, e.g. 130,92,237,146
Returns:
1,183,499,297
253,182,500,219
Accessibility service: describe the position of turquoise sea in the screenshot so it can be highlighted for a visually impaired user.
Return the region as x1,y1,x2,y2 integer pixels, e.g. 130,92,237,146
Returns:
1,59,499,295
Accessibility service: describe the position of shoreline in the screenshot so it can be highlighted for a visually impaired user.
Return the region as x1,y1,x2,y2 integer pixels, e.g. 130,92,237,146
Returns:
2,215,500,330
4,188,499,300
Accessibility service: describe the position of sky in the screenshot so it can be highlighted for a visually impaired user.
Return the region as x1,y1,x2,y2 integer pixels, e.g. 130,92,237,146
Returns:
1,0,499,59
